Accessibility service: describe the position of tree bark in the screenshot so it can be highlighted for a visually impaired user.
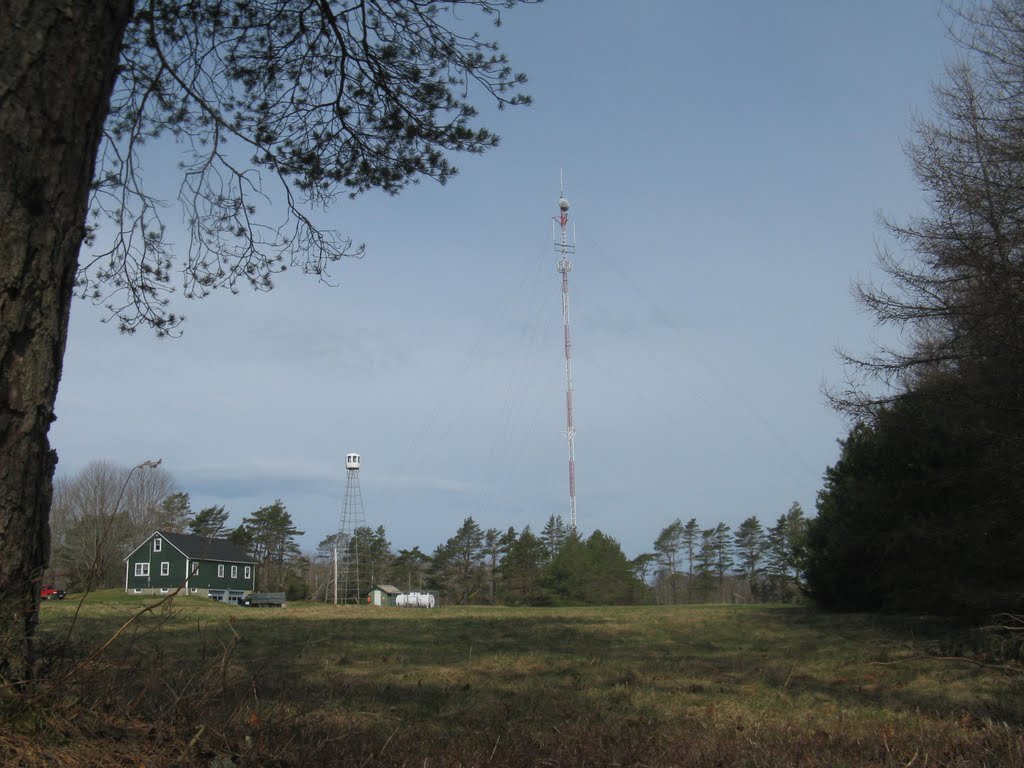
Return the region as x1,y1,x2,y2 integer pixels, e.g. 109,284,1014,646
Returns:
0,0,133,683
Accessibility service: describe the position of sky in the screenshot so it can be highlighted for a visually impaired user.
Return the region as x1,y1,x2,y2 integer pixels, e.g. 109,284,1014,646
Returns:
51,1,957,558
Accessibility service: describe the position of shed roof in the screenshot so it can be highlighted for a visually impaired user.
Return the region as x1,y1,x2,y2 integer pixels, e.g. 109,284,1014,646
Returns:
124,530,256,564
375,584,402,595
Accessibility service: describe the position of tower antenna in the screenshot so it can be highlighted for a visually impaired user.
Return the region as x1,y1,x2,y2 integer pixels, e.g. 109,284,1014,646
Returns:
553,176,578,531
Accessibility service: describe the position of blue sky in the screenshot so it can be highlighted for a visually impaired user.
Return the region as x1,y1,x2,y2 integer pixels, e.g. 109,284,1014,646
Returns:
52,1,955,557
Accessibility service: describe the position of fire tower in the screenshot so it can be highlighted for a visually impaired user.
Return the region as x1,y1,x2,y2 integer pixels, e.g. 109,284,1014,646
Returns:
334,452,367,604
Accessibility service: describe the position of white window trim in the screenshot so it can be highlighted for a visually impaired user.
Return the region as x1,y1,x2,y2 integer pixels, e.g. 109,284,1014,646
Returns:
133,588,142,594
230,565,237,579
190,561,200,575
160,561,170,576
217,564,224,578
135,562,149,577
244,566,251,579
159,588,169,594
153,538,162,552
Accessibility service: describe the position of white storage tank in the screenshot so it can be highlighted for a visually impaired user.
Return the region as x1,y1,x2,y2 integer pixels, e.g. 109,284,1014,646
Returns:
397,591,436,608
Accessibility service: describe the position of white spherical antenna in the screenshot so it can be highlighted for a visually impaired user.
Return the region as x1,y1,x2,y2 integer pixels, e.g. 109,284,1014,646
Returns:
558,197,570,211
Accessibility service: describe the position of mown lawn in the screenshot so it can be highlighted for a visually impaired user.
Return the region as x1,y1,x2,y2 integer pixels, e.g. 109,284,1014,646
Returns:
4,593,1022,766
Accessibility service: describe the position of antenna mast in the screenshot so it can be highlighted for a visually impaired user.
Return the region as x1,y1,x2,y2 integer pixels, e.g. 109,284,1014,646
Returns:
553,176,578,531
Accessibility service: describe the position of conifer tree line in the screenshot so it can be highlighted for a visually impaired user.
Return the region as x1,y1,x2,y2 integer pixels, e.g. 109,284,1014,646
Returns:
645,504,808,605
304,514,647,606
47,464,644,605
48,459,808,606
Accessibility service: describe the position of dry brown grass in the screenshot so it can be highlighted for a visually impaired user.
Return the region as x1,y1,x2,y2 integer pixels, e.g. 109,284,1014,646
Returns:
2,595,1022,767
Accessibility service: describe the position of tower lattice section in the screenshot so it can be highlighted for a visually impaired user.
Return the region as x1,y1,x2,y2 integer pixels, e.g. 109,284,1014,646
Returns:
335,453,368,604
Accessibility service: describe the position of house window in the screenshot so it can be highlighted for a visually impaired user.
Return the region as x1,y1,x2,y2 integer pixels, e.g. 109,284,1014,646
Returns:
160,562,170,576
133,588,142,594
217,564,224,578
244,566,251,579
190,561,200,575
159,588,168,594
153,538,162,552
231,565,237,579
135,562,149,577
190,588,198,594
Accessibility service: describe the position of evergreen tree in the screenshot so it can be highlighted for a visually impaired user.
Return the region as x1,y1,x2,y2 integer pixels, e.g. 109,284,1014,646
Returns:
653,519,684,603
543,530,640,606
733,516,767,600
393,546,431,593
681,518,700,602
498,527,517,598
710,522,734,602
629,553,657,604
348,525,392,594
188,504,232,538
228,523,253,552
503,526,546,605
240,501,304,591
541,514,567,562
482,527,514,603
433,517,485,604
766,503,807,603
694,528,717,599
156,492,191,533
316,532,341,561
630,553,657,585
804,395,1019,616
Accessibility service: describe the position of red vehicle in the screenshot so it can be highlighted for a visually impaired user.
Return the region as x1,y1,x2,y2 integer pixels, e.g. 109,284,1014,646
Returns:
40,585,66,600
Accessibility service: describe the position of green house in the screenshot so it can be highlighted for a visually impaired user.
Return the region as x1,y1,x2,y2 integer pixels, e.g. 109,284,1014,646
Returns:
124,530,256,603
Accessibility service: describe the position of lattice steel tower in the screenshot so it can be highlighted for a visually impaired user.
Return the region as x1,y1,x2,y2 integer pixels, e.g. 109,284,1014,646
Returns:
334,452,368,604
553,182,578,531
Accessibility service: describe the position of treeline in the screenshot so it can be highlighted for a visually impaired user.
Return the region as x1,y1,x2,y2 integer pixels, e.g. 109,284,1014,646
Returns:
304,506,809,606
51,461,184,592
308,516,644,606
645,503,807,605
49,461,306,595
49,461,808,607
48,465,646,605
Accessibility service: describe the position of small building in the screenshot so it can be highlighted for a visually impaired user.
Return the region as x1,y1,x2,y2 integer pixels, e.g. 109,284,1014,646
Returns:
368,584,402,606
124,530,256,604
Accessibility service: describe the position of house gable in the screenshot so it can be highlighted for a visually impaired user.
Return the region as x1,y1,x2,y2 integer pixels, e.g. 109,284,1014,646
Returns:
124,530,256,595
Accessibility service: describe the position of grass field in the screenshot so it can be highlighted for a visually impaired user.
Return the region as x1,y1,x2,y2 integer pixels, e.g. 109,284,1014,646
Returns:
3,593,1022,766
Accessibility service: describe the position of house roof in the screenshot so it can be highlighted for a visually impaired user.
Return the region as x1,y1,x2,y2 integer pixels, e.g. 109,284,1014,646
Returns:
124,530,256,564
375,584,402,595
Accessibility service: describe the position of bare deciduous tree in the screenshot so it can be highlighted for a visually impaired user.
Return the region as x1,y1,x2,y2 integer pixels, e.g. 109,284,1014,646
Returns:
50,460,177,591
832,0,1024,419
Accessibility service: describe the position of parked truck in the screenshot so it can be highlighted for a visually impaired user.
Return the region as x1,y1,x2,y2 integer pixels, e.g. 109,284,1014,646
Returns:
40,585,66,600
241,592,286,607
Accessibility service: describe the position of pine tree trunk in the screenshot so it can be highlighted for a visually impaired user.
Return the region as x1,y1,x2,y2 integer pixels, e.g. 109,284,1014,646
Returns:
0,0,133,683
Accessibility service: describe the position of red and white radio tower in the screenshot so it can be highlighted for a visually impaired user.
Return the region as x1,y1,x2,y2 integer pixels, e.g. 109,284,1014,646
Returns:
553,180,578,531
